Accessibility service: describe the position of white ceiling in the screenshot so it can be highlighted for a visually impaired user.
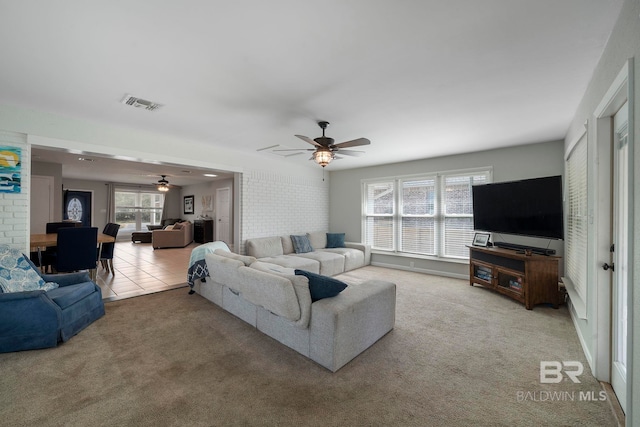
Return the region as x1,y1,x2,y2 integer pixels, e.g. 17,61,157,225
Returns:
0,0,624,179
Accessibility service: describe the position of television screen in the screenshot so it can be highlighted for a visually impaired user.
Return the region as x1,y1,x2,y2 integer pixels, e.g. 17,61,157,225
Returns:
472,175,564,240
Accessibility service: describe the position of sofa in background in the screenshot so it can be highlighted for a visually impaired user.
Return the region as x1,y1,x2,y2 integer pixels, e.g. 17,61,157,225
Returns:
152,221,193,249
0,245,105,353
245,232,371,276
194,249,395,372
146,218,183,231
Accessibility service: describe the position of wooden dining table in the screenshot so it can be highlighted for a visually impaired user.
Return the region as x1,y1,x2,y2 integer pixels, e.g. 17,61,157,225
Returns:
30,233,116,249
30,233,116,280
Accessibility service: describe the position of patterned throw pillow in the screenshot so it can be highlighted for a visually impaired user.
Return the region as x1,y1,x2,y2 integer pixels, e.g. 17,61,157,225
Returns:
0,245,59,293
290,235,313,254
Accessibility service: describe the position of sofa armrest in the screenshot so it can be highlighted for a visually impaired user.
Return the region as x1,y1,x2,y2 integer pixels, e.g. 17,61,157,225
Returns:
41,271,92,287
0,289,46,301
309,279,395,371
345,242,371,265
0,290,61,352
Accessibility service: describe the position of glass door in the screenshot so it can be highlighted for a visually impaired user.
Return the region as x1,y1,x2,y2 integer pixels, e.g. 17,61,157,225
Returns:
610,102,628,413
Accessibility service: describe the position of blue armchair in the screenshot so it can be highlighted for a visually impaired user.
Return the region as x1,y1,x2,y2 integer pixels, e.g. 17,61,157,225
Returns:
0,245,105,353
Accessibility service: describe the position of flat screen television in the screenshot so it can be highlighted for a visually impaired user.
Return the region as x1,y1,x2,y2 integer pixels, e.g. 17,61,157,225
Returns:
472,175,564,240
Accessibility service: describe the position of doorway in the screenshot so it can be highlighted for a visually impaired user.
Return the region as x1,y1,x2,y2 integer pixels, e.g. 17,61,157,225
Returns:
30,175,54,233
592,60,633,416
216,187,231,245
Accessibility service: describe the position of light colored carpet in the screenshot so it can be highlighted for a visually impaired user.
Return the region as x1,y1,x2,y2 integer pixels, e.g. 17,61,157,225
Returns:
0,266,617,426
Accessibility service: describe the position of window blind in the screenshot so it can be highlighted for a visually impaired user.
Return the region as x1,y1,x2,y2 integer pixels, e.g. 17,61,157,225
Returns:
364,181,395,251
401,178,435,255
442,173,489,257
363,168,491,259
565,135,588,303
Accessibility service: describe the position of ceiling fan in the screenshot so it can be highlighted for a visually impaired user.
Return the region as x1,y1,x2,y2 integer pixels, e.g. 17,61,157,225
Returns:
276,121,371,167
154,175,171,192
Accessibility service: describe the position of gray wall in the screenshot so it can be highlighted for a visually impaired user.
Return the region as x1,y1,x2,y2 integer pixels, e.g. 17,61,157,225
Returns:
328,140,565,277
181,177,235,244
562,0,639,418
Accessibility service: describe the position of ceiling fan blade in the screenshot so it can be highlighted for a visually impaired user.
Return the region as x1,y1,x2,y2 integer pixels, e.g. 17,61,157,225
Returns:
273,148,314,152
333,138,370,148
336,149,365,157
295,135,322,147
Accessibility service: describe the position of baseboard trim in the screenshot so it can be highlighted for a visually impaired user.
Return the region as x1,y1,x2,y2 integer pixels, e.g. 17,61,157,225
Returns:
370,262,468,281
567,297,593,369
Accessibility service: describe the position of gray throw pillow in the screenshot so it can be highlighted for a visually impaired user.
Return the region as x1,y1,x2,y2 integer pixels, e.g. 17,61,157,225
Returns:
290,235,313,254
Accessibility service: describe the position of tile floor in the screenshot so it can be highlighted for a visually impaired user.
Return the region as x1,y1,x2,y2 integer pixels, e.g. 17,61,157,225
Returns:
95,240,198,301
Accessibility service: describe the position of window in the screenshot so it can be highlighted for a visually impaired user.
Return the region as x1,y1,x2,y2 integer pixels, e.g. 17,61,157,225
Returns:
564,135,588,305
363,169,491,259
114,189,165,234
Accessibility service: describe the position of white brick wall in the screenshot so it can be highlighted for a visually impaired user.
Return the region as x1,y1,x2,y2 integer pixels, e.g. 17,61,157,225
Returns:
240,170,329,254
0,131,29,252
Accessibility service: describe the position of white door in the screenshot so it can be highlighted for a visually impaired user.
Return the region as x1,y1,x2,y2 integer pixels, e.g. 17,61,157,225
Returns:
610,102,628,413
30,175,54,233
216,187,231,244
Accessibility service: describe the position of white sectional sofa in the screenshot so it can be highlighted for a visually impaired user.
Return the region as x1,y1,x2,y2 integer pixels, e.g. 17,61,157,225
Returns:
245,232,371,275
192,233,395,372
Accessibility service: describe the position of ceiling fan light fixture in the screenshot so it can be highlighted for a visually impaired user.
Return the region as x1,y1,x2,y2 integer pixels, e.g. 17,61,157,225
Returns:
156,174,170,191
313,149,333,167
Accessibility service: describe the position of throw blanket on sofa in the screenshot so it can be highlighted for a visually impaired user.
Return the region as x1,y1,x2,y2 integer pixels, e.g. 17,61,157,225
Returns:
187,241,230,290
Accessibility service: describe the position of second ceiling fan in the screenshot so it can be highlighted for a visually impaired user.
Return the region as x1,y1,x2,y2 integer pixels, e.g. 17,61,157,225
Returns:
277,121,370,167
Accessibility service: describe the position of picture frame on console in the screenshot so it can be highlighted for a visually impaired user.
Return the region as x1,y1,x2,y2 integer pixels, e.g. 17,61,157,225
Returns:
472,232,490,247
183,195,194,215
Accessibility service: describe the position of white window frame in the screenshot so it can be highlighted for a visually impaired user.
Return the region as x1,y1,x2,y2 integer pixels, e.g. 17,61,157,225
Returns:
362,167,492,260
114,188,165,234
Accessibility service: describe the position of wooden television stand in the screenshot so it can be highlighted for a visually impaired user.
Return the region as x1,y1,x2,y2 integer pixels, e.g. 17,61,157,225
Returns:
468,245,560,310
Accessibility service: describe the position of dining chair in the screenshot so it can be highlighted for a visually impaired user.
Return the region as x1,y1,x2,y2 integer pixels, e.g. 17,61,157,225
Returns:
53,227,99,276
38,222,79,273
98,223,120,274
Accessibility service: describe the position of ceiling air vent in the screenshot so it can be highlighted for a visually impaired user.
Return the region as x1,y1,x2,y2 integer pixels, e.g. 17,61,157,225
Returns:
121,94,162,111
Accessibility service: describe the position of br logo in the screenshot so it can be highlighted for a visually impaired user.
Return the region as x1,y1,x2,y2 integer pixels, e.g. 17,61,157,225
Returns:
540,361,584,383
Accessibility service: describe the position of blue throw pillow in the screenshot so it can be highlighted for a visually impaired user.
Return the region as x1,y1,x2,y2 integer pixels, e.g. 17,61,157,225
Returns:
326,233,346,248
295,269,348,302
290,235,313,254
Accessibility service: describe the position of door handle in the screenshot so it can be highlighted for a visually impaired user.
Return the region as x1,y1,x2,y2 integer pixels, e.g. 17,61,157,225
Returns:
603,263,615,272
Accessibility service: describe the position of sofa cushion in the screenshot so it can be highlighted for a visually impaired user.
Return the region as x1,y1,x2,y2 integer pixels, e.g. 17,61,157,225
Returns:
238,266,301,322
326,233,346,248
259,255,320,274
319,248,366,272
294,270,348,302
250,261,296,276
47,282,96,310
0,246,58,293
172,222,184,230
291,235,313,254
280,235,295,255
296,251,345,276
306,232,327,250
213,249,256,266
204,253,245,292
246,236,284,259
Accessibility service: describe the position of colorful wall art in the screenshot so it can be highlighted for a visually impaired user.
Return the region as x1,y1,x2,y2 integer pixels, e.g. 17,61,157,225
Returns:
0,147,21,193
